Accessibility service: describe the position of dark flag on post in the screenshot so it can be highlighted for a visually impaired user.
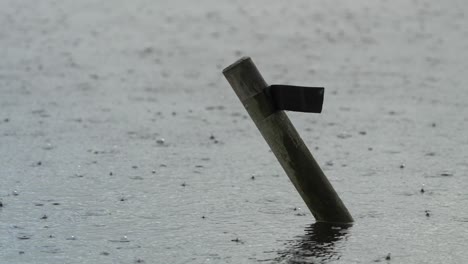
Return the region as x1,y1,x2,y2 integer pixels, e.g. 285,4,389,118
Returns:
266,85,324,114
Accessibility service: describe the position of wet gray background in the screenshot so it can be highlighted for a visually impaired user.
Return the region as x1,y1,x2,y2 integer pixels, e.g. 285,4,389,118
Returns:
1,0,467,263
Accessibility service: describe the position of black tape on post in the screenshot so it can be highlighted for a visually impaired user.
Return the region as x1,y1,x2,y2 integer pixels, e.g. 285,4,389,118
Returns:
267,85,324,113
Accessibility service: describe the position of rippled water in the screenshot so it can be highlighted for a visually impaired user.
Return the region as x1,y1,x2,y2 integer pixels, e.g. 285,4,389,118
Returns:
269,223,352,263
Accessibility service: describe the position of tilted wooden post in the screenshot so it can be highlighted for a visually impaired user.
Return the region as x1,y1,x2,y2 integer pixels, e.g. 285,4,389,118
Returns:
223,57,353,223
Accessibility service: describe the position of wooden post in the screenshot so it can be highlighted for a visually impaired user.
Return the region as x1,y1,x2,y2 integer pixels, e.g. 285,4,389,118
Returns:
223,57,353,223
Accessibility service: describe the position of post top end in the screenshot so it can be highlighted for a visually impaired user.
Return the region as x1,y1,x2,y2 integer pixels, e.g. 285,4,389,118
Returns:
222,56,252,74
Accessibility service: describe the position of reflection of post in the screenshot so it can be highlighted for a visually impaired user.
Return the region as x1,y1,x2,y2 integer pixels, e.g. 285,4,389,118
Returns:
223,57,353,223
274,222,352,262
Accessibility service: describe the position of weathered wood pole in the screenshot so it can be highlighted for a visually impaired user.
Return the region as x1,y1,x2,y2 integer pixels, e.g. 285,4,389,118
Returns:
223,57,353,223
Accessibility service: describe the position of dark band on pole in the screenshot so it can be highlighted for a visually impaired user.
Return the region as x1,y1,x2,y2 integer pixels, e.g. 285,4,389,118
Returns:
243,85,325,120
242,91,277,121
267,85,324,113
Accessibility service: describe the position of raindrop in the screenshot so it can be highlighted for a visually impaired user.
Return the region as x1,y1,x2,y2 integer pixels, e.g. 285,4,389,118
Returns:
337,133,352,139
109,236,130,243
17,234,31,240
43,143,54,150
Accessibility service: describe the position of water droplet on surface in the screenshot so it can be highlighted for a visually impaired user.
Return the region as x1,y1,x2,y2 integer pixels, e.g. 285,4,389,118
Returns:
17,234,32,240
109,236,130,243
337,133,352,139
43,143,54,150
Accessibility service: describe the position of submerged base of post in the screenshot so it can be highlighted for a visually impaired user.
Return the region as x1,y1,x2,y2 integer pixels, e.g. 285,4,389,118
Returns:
223,57,353,223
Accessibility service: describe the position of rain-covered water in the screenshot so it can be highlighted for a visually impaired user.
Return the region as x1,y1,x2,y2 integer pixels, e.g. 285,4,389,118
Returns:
1,0,467,263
